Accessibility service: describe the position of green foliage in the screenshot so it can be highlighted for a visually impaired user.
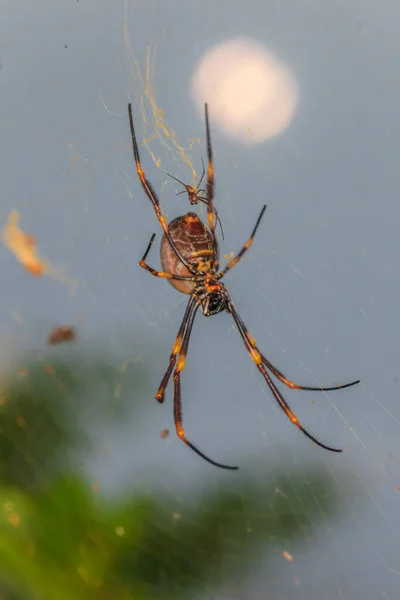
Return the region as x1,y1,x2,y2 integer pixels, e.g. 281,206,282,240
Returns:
0,345,346,600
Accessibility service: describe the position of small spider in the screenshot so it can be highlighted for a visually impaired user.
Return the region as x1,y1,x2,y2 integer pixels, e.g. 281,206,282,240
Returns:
128,103,360,470
167,158,224,239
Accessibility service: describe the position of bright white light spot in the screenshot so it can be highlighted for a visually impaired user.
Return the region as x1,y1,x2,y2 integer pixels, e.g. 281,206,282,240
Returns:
191,38,299,144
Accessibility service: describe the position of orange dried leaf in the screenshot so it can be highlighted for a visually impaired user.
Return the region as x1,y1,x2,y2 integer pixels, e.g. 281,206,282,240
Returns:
2,211,77,293
2,211,45,276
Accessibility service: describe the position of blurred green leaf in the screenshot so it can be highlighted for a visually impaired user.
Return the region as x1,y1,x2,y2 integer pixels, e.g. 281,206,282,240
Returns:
0,343,355,600
0,349,148,489
0,468,341,600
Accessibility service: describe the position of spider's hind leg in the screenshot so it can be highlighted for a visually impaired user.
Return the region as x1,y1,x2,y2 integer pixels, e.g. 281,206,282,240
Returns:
260,355,360,392
172,302,239,470
228,301,356,453
155,297,197,403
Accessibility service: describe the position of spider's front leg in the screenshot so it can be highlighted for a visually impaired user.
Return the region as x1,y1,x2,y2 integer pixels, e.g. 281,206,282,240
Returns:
128,103,193,272
217,204,267,279
204,104,217,234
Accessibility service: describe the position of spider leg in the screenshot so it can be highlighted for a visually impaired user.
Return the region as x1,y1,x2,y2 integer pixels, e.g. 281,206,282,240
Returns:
197,157,206,190
196,159,206,190
172,300,239,470
228,301,345,453
204,104,217,234
139,233,193,282
128,104,194,273
167,172,188,189
206,201,224,240
167,158,205,198
260,356,359,391
155,296,197,403
217,205,267,279
232,308,360,392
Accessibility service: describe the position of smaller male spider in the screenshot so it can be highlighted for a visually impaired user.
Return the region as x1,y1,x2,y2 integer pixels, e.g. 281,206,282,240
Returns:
167,158,224,239
128,102,360,470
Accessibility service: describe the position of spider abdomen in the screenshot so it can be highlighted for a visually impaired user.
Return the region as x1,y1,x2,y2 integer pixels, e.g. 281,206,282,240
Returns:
160,212,219,294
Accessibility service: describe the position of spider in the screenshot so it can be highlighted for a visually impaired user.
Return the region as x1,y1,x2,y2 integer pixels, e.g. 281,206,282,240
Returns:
128,103,360,470
167,158,224,239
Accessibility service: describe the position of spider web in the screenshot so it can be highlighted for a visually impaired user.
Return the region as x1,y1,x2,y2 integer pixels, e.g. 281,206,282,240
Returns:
1,1,400,599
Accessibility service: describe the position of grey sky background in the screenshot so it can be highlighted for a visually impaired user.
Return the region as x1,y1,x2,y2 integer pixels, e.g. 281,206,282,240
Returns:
1,0,400,598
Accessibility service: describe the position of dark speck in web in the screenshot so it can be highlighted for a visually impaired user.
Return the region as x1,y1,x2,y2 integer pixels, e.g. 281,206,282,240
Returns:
47,326,77,346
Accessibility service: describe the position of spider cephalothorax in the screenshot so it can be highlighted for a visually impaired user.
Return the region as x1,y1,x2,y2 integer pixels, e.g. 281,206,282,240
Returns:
195,279,229,316
128,102,360,470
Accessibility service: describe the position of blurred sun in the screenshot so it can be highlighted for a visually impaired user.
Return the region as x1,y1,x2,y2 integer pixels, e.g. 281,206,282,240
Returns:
191,38,299,144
